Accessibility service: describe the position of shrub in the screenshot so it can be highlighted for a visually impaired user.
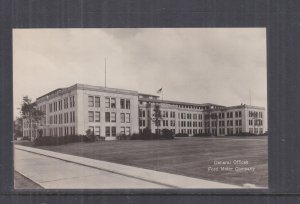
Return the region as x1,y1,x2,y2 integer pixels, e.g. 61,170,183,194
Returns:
84,129,97,142
175,133,189,137
161,129,174,139
230,132,257,137
99,136,106,141
193,133,212,137
116,134,131,140
130,128,174,140
83,135,96,142
22,136,31,141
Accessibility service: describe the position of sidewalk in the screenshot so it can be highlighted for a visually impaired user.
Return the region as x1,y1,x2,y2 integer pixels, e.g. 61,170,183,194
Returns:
15,145,241,189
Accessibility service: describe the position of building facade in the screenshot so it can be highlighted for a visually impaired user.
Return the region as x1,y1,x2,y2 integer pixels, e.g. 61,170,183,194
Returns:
138,95,265,136
23,84,266,139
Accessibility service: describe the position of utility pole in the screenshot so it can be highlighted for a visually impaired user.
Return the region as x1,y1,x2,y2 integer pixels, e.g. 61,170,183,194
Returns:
249,89,252,105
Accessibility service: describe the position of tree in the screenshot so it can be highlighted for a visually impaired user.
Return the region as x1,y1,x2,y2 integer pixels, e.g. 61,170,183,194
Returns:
151,103,162,135
13,117,23,140
19,96,45,141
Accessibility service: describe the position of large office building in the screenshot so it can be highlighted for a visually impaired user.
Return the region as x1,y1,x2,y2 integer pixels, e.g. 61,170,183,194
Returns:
22,83,266,140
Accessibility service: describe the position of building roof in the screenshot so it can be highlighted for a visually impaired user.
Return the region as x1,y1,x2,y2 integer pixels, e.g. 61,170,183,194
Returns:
36,83,139,102
36,88,63,100
138,97,224,108
138,93,159,98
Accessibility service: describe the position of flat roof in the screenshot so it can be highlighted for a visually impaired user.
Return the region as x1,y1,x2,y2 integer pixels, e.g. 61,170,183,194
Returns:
138,97,224,108
36,88,63,100
36,83,139,101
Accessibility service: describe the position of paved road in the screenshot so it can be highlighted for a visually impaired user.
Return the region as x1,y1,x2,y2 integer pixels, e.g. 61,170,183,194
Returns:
15,149,169,189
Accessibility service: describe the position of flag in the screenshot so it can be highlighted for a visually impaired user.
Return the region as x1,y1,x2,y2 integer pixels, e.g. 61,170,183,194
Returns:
157,88,162,94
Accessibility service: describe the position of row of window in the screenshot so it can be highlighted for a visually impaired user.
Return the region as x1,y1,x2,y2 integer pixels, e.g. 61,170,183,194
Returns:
159,111,244,120
49,126,76,136
143,127,246,135
179,113,203,120
49,96,75,113
88,126,131,136
249,111,263,118
49,111,75,125
88,111,131,123
249,119,263,126
249,128,264,134
88,96,131,109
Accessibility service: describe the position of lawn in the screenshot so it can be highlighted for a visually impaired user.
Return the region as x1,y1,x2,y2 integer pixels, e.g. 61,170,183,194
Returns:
16,136,268,187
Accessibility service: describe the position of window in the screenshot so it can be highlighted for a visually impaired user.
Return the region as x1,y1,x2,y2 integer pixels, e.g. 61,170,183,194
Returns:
120,99,125,109
121,127,125,135
69,96,75,107
121,113,125,123
171,111,175,118
70,96,73,107
95,126,100,136
88,96,94,107
59,114,62,124
125,113,130,123
59,100,62,110
105,112,110,122
105,97,110,108
125,99,130,109
125,127,130,135
64,98,68,109
95,96,100,107
72,111,75,122
54,102,57,112
193,114,197,120
111,112,116,122
111,127,116,136
69,112,73,123
111,98,116,108
95,111,100,122
89,126,94,135
69,126,72,135
89,111,94,122
200,114,203,120
105,126,110,136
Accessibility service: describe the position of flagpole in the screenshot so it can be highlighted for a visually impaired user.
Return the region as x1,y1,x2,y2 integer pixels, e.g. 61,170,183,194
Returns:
249,88,251,105
105,57,107,88
161,88,163,100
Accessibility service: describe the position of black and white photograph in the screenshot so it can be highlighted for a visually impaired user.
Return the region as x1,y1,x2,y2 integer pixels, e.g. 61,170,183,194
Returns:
13,28,267,189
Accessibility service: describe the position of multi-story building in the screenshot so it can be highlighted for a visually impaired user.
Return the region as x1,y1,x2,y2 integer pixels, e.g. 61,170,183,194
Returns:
23,84,139,140
138,95,265,136
22,83,266,140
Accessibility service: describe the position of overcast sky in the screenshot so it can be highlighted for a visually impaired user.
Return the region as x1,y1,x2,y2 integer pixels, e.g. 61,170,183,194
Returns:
13,28,266,119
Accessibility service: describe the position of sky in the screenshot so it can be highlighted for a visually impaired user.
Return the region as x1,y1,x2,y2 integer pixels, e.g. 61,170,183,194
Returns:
13,28,267,119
